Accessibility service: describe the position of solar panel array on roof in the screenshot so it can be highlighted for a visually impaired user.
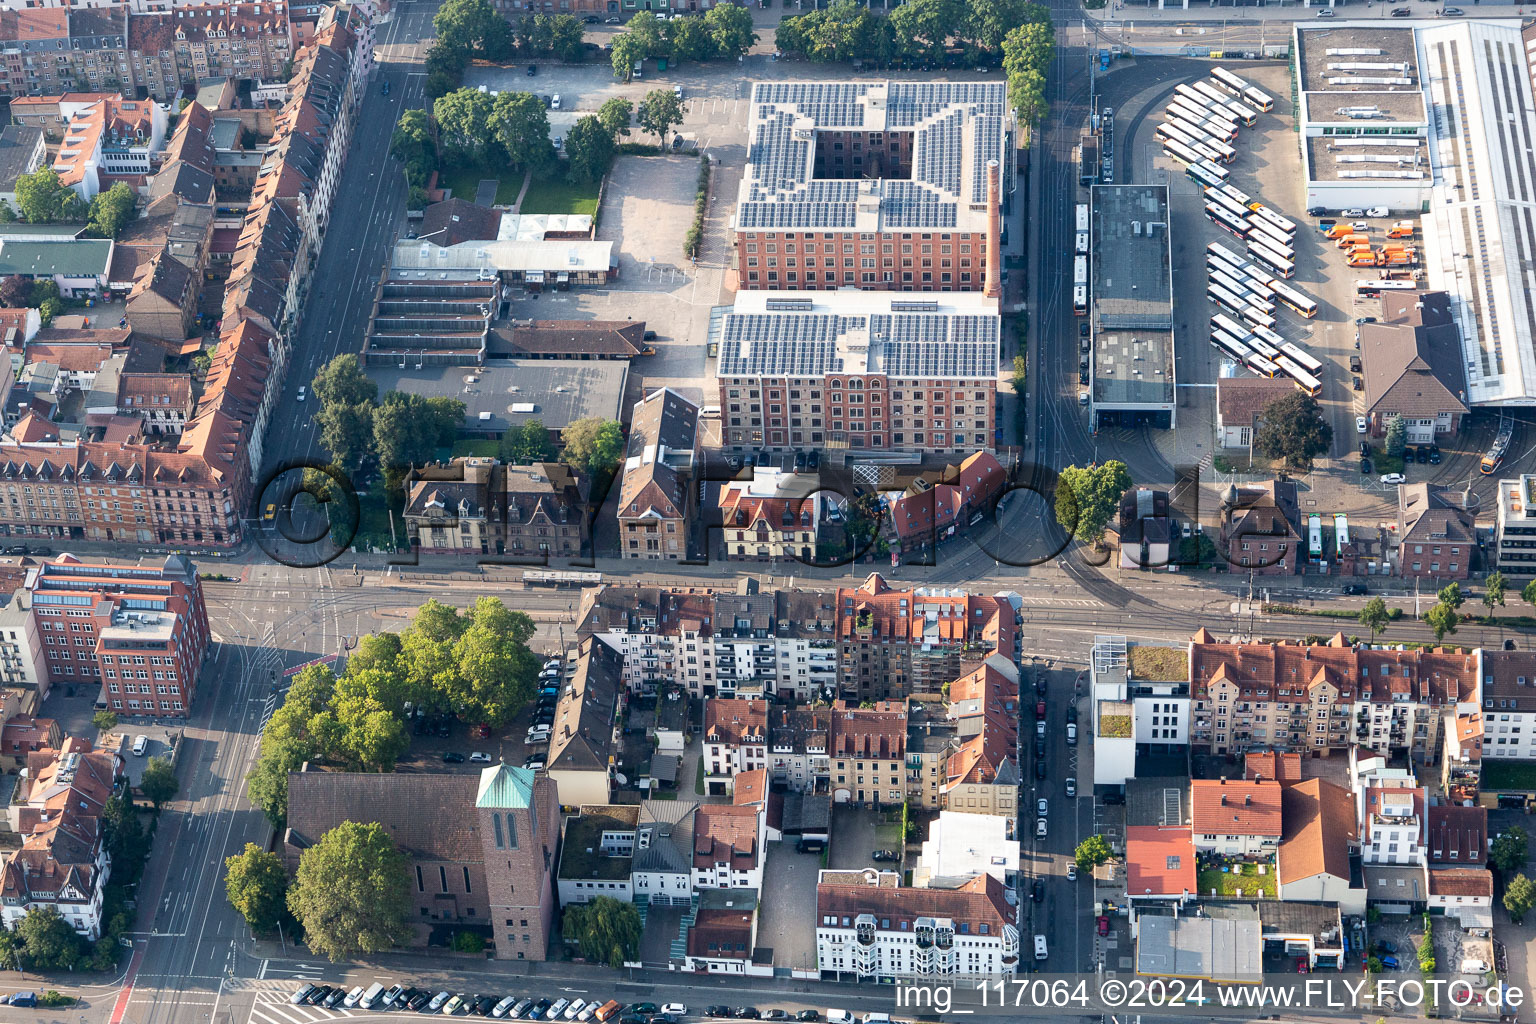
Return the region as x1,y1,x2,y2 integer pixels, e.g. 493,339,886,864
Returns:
916,109,965,197
883,181,957,228
716,308,997,379
881,341,995,377
886,82,1007,126
969,115,1004,204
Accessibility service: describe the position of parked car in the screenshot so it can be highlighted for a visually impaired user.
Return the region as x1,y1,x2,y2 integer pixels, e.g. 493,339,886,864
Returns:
1417,446,1430,464
323,989,348,1009
563,1000,588,1020
1429,446,1442,464
734,1009,760,1019
1035,817,1047,838
493,998,520,1018
1031,879,1045,902
1376,940,1399,955
476,996,499,1016
1360,441,1371,457
524,758,546,771
445,996,468,1016
1380,473,1406,485
796,1014,819,1022
707,1008,732,1018
469,752,493,764
1098,915,1111,936
1315,6,1334,13
1360,459,1372,475
660,1006,687,1017
291,986,317,1006
1037,797,1048,817
429,993,454,1013
1357,416,1368,434
1381,955,1401,969
1353,376,1364,391
408,991,433,1011
381,986,407,1009
1066,863,1078,881
1343,583,1369,595
1035,757,1047,779
1441,7,1465,14
527,64,537,75
442,751,466,764
1066,722,1078,745
871,850,899,862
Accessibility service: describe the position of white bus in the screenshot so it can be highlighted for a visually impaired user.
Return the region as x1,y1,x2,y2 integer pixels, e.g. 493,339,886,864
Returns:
1242,271,1276,296
1211,313,1252,340
1204,188,1250,221
1248,234,1295,263
1250,323,1288,353
1279,342,1325,375
1208,282,1249,314
1207,241,1248,267
1208,256,1249,282
1242,304,1278,331
1246,352,1280,377
1157,122,1223,165
1248,244,1295,278
1189,159,1230,186
1168,102,1239,143
1075,231,1089,255
1073,256,1088,316
1170,117,1237,163
1209,269,1255,300
1274,355,1323,396
1205,203,1249,238
1213,68,1276,113
1076,203,1089,233
1245,333,1281,360
1355,279,1418,297
1271,281,1319,319
1245,217,1293,252
1247,203,1297,236
1212,330,1254,362
1161,137,1203,167
1215,182,1253,208
1193,82,1258,125
1174,83,1219,112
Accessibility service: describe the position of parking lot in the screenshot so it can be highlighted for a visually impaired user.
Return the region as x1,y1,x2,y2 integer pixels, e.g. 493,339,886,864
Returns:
754,840,823,972
393,656,566,774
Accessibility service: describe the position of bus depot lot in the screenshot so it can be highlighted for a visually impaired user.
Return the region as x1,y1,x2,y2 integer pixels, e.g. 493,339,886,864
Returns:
1145,62,1367,459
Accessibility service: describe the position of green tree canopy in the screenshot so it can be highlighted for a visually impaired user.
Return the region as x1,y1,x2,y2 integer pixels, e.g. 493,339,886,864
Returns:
1054,461,1133,546
140,755,179,813
92,709,118,732
15,907,83,970
316,400,375,473
564,896,641,967
1074,835,1112,870
1492,826,1529,874
1001,18,1055,133
225,843,289,934
627,11,664,53
14,167,86,223
1425,601,1460,642
1253,392,1334,472
313,354,378,407
434,87,496,162
560,417,624,475
1524,579,1536,609
87,182,137,239
102,792,150,884
490,91,553,168
390,109,438,187
1485,571,1508,614
434,0,513,57
597,97,634,140
890,0,962,63
637,89,685,148
1384,416,1406,456
372,391,465,477
1439,582,1466,610
500,419,556,464
664,15,714,62
0,276,30,307
703,3,757,57
611,33,645,81
565,115,616,185
1505,874,1536,924
1358,597,1390,640
287,821,412,961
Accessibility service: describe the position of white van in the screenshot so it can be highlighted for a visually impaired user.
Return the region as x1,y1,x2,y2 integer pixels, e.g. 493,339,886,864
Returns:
863,1016,891,1024
132,735,148,756
826,1013,854,1024
1034,934,1049,960
358,984,386,1009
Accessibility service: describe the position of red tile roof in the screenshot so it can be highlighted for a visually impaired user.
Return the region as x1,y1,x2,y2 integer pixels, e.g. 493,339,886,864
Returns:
1191,632,1477,704
1125,826,1197,897
1244,750,1302,783
1278,778,1358,885
815,872,1013,938
704,698,768,746
692,803,759,872
828,700,906,759
1427,867,1492,899
1190,779,1283,837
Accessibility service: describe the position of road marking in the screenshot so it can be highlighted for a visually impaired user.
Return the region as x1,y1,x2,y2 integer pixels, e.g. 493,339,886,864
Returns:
108,946,144,1024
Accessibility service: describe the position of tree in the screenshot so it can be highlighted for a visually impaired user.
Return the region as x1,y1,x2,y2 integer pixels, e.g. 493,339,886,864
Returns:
1438,582,1466,610
664,15,714,63
560,417,624,476
1001,19,1054,133
0,276,30,307
390,109,438,187
965,0,1039,53
627,10,664,54
287,821,412,961
637,89,684,149
225,843,288,934
1524,578,1536,609
489,91,553,168
1425,601,1460,643
542,13,586,61
1416,929,1435,974
890,0,962,63
499,419,555,464
1358,597,1391,640
424,41,469,99
1505,874,1536,924
92,709,118,732
140,756,179,813
317,400,376,473
703,2,756,58
597,97,634,140
14,166,85,223
1491,826,1529,874
1253,392,1333,472
1054,461,1133,547
87,182,136,239
611,33,645,81
563,896,641,967
565,115,616,185
102,792,150,883
448,598,540,727
1384,416,1406,457
313,354,378,408
434,0,511,56
15,907,82,970
36,297,62,327
1485,571,1507,615
372,391,465,478
434,87,496,162
1074,835,1112,871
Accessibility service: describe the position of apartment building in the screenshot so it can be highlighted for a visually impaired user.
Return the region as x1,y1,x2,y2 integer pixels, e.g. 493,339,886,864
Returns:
828,700,906,807
1396,483,1475,582
1494,475,1536,574
1360,785,1426,867
0,736,118,938
835,573,1018,700
1190,779,1282,857
617,388,696,561
703,698,768,795
1481,651,1536,758
577,585,839,701
691,803,764,891
717,468,822,563
716,290,1000,457
766,704,831,793
401,459,590,558
1217,480,1302,576
816,869,1018,981
734,81,1011,294
1188,630,1477,760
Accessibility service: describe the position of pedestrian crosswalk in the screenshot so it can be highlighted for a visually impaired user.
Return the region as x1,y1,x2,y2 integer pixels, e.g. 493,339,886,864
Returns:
240,981,377,1024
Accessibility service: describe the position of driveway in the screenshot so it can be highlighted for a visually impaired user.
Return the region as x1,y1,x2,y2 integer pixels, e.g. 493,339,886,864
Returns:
756,840,822,972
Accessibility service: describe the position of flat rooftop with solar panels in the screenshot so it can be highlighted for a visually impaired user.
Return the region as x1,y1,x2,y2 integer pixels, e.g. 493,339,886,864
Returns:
716,290,999,381
1090,185,1176,426
734,81,1013,236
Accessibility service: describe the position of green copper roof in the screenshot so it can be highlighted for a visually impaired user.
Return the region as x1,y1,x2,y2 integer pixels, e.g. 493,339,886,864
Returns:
476,763,535,808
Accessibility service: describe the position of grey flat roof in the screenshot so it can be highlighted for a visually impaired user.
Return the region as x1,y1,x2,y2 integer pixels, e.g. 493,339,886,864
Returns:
1136,912,1263,983
1260,900,1341,940
1127,776,1192,828
0,127,41,191
1092,185,1172,314
1305,135,1428,182
1300,89,1426,125
1094,328,1175,407
367,359,627,435
1295,26,1421,94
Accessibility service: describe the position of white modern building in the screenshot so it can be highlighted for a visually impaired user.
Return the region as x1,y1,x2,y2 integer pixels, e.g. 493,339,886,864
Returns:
1360,785,1426,866
815,869,1019,981
1479,650,1536,758
914,811,1018,888
1089,635,1191,789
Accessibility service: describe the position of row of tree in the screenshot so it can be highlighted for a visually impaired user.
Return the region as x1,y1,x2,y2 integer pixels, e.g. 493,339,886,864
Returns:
771,0,1047,66
427,0,589,97
310,355,464,487
7,170,137,239
608,7,757,81
246,598,542,826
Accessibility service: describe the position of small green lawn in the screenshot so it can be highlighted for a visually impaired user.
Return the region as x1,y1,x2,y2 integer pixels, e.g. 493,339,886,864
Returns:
1197,863,1277,899
451,439,500,458
436,164,523,206
519,176,600,217
1483,760,1536,791
873,819,903,846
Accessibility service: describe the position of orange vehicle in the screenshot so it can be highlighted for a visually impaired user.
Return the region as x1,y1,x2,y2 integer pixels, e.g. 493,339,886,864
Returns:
1325,224,1355,239
1387,221,1417,239
1347,252,1379,267
1336,233,1370,249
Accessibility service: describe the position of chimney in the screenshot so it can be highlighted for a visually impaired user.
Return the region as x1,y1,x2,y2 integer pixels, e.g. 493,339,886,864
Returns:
984,160,1001,300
